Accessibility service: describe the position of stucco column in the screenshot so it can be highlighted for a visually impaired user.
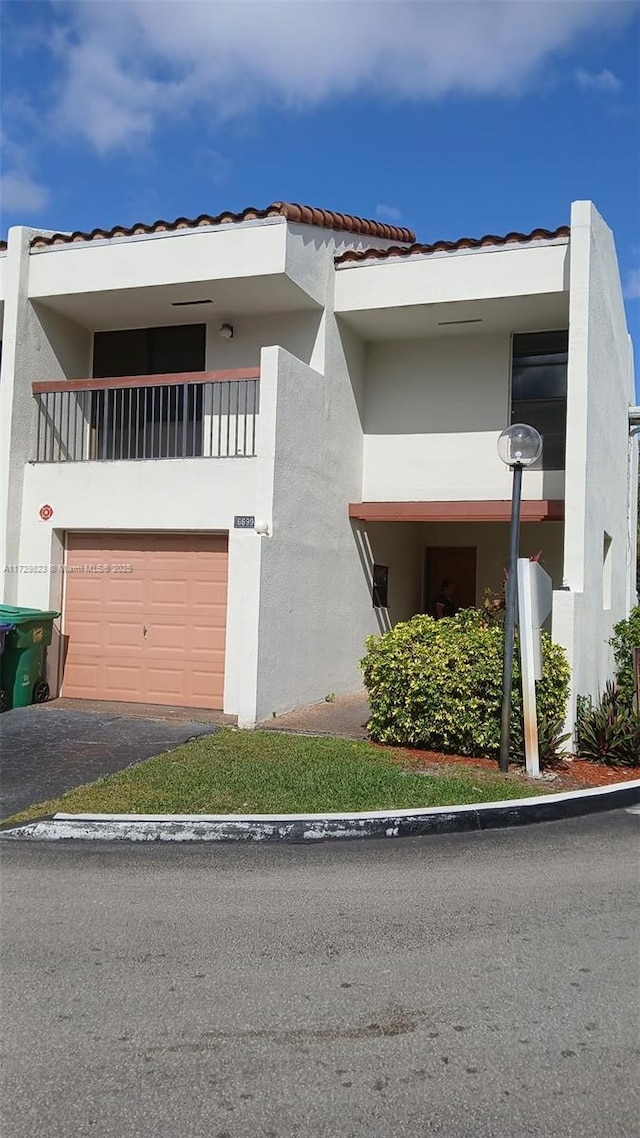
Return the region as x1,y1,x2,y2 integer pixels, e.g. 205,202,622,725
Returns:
0,228,35,599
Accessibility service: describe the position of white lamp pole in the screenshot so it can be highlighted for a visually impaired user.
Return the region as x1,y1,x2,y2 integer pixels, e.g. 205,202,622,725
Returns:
497,424,543,772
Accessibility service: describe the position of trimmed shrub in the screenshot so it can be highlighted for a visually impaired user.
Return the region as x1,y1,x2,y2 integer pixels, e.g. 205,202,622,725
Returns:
576,682,640,766
361,608,570,761
610,607,640,712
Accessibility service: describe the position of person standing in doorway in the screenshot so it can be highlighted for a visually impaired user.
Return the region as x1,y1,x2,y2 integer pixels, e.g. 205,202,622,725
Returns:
434,578,457,619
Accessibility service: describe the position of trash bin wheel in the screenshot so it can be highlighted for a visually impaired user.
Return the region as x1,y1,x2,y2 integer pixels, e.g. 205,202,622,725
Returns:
0,690,7,713
33,680,50,704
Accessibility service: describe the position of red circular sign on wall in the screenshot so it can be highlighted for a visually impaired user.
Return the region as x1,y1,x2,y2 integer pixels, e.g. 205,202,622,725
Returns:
39,504,53,521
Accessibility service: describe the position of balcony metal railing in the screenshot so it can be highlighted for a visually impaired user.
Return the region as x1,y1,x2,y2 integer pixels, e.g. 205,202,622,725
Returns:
31,369,260,463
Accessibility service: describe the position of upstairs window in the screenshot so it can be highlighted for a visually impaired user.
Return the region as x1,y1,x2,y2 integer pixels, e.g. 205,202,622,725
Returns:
93,323,206,379
511,330,568,471
91,324,206,460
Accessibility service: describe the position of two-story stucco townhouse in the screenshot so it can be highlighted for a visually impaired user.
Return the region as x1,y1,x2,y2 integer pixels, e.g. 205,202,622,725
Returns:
0,199,636,737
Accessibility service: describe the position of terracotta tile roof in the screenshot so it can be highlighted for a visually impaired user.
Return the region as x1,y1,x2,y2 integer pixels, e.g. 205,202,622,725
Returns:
335,225,570,265
29,202,416,249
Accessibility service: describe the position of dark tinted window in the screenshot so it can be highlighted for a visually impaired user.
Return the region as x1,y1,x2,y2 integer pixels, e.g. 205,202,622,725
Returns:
91,324,206,458
93,324,206,378
511,331,568,471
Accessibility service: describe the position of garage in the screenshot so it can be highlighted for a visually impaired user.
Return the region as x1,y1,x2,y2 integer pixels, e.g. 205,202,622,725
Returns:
62,532,228,709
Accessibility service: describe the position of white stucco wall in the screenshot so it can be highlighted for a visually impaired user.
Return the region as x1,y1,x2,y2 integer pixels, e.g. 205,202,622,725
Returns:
0,251,6,317
556,201,636,724
0,229,91,602
284,224,409,308
335,240,569,313
254,343,375,719
362,334,565,501
203,311,324,371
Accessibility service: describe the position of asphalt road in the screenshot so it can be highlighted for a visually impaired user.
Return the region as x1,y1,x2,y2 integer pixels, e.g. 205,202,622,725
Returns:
1,812,638,1138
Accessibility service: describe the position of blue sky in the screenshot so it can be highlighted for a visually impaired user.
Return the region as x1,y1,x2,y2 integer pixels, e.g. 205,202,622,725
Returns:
2,1,639,370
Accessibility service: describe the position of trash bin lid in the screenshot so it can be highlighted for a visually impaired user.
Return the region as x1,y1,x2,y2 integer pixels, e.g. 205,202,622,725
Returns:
0,605,60,622
0,622,16,631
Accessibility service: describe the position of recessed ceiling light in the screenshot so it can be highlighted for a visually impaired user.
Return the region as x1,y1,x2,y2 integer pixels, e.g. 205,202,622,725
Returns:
437,318,483,326
170,299,213,307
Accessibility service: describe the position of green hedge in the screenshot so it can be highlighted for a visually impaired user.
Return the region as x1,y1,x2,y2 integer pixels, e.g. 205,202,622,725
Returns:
361,608,570,761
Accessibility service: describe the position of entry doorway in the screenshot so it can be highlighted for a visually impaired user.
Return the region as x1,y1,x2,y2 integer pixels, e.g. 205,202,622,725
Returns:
424,547,477,618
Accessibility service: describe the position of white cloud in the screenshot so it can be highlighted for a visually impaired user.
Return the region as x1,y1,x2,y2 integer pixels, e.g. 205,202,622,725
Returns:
376,204,403,223
0,172,49,214
43,0,633,152
624,269,640,300
574,67,622,92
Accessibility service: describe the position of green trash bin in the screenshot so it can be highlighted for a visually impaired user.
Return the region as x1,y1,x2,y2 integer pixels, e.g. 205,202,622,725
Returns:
0,605,60,710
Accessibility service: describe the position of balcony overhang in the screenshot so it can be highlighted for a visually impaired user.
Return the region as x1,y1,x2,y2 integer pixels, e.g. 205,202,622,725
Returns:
335,239,569,328
349,500,565,523
26,220,323,329
336,292,569,342
28,276,321,331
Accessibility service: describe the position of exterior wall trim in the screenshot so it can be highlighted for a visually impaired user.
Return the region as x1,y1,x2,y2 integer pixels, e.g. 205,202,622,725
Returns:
349,500,565,522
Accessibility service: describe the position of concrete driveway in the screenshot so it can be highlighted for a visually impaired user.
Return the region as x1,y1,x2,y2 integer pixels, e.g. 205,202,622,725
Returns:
0,705,218,822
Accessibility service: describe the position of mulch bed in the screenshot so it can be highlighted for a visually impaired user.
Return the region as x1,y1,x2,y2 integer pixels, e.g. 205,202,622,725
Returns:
548,758,640,788
388,745,639,792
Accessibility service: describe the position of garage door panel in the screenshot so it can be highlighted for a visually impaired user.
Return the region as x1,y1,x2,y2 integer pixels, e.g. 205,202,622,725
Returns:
64,617,103,644
66,580,146,609
192,585,227,608
64,577,108,604
69,534,140,556
146,669,188,699
103,581,147,606
147,625,187,651
62,662,101,694
191,628,226,653
191,612,225,636
191,674,224,701
149,578,190,602
103,662,143,684
63,532,228,709
104,622,145,650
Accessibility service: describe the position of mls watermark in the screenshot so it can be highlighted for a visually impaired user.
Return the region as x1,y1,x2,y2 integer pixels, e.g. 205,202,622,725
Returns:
4,564,134,575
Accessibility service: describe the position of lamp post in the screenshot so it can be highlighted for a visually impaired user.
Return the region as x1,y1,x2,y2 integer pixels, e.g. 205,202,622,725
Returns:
497,424,543,772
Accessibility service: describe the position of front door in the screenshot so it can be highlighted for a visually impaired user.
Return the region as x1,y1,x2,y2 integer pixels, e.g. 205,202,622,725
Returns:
424,547,477,617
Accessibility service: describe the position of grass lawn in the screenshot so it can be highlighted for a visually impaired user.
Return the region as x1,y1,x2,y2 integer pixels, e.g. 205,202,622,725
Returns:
3,729,550,826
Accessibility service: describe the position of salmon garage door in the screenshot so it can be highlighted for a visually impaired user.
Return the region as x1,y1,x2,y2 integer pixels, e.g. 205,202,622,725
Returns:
63,532,228,709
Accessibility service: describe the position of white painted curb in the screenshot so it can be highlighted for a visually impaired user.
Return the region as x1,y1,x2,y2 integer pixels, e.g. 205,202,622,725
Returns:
2,779,639,843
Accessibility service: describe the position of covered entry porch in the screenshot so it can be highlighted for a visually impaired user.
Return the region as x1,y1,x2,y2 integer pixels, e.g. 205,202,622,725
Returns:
350,500,564,630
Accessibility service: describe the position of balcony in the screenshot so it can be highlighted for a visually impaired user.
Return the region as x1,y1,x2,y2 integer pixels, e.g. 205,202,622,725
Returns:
31,369,260,463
